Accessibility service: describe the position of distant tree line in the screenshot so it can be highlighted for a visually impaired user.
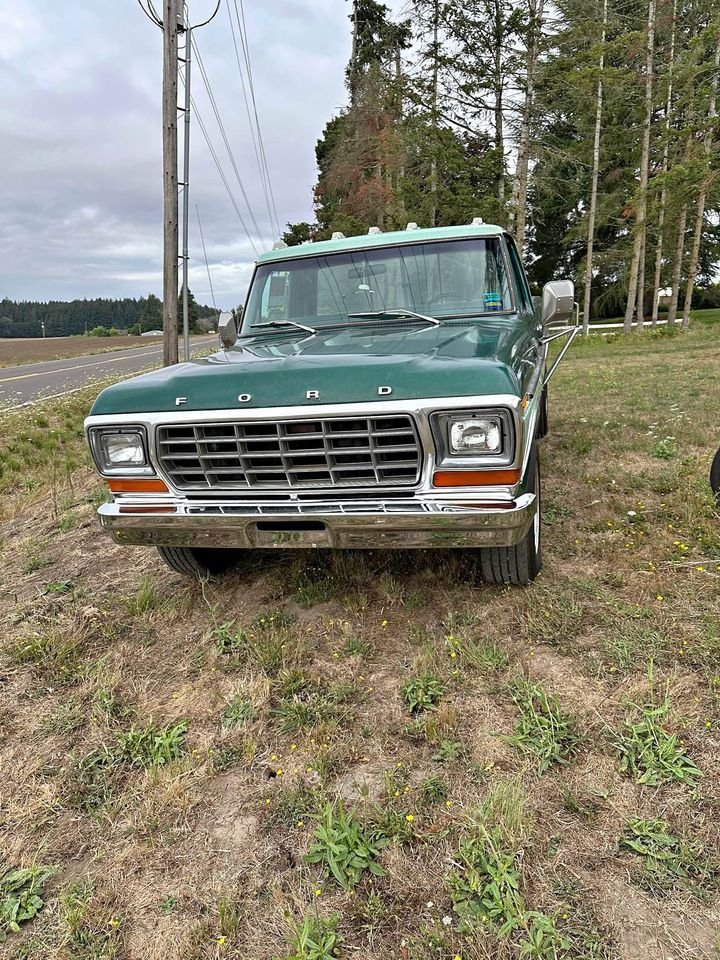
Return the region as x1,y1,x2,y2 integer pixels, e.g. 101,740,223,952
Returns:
285,0,720,326
0,291,218,338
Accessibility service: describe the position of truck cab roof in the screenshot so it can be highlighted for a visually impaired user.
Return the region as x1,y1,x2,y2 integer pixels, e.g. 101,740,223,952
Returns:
257,222,506,264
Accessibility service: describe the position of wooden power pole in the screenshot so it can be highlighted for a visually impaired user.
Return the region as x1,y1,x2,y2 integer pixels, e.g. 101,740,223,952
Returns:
162,0,180,366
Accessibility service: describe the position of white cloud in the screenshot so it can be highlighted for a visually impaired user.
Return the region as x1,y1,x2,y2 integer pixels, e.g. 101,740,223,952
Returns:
0,0,360,304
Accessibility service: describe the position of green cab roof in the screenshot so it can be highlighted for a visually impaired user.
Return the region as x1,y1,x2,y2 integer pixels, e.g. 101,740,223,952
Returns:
257,222,506,264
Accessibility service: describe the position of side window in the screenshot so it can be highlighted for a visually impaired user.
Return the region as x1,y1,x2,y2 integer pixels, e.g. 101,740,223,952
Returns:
505,236,532,311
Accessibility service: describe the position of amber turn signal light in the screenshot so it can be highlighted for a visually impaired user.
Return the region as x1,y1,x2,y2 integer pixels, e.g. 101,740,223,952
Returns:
433,469,521,487
107,478,169,494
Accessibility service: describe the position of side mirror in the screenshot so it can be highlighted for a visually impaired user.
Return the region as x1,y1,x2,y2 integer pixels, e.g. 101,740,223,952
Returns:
541,280,575,329
218,310,238,349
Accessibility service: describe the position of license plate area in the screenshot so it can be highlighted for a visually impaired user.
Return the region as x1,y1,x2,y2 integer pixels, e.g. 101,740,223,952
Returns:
251,520,332,547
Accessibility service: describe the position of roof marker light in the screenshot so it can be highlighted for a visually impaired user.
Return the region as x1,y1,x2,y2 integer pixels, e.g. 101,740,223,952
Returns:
368,226,382,235
331,231,345,240
471,216,484,226
406,222,419,231
272,240,288,250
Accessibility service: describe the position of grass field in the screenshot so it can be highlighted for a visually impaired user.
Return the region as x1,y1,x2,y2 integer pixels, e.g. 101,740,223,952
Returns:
0,335,213,368
0,323,719,960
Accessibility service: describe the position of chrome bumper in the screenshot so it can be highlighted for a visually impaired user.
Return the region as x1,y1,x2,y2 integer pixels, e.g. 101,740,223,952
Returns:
98,493,536,550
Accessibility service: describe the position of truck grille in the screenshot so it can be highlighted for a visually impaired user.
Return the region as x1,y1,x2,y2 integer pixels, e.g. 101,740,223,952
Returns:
156,415,422,490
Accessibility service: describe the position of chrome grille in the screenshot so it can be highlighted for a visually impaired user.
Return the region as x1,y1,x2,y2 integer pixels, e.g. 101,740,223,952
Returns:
156,416,422,490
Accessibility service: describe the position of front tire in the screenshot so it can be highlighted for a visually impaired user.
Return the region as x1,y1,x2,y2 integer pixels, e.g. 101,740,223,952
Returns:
156,546,241,577
479,449,542,586
537,385,549,439
711,447,720,497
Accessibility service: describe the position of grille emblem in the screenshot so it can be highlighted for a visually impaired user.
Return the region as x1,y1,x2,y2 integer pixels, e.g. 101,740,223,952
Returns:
378,386,392,396
238,394,252,403
306,390,320,399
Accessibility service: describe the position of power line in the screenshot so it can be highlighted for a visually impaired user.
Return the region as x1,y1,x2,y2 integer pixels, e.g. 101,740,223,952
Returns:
189,89,261,257
191,34,268,248
232,0,282,236
195,203,218,311
225,0,277,236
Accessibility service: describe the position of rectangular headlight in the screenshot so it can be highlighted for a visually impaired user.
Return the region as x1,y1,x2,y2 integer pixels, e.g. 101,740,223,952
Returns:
449,417,503,455
430,409,515,467
88,427,152,475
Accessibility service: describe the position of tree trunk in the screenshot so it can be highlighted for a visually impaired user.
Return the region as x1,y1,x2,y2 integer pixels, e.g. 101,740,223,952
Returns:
512,0,545,256
636,229,646,328
582,0,608,335
680,34,720,332
349,0,359,107
623,0,656,334
430,0,439,226
666,203,687,325
494,0,505,208
650,0,677,326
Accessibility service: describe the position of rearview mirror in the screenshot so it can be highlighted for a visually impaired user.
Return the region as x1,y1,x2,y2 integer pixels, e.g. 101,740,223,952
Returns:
218,310,238,349
541,280,575,329
347,263,388,278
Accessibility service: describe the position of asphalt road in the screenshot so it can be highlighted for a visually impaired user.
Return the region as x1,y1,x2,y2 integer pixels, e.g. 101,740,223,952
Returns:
0,337,218,408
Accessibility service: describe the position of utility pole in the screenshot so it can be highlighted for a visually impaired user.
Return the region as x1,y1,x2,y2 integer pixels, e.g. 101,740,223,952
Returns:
180,15,192,362
139,0,219,365
162,0,180,366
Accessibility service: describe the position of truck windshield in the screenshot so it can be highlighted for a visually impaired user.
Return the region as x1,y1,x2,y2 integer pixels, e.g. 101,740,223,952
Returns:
242,238,512,332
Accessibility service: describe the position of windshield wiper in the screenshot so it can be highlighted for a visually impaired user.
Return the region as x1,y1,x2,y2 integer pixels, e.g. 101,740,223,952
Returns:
250,319,317,334
346,308,440,327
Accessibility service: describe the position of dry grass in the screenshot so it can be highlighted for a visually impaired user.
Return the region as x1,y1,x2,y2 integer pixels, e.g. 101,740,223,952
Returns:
1,327,719,959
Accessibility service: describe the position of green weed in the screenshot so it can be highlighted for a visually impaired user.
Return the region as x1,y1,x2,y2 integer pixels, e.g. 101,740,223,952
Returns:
273,680,355,733
620,817,715,895
447,826,524,934
419,775,448,804
221,697,255,730
60,880,119,958
117,720,188,769
402,675,444,713
212,614,301,676
613,698,701,786
432,739,467,763
509,678,581,772
0,864,55,939
126,576,160,615
306,801,387,889
283,914,341,960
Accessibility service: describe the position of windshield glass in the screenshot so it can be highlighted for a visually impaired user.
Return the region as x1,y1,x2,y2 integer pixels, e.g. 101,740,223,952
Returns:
241,238,512,332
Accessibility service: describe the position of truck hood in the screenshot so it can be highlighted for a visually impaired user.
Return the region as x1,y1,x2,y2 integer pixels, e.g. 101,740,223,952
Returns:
90,320,533,415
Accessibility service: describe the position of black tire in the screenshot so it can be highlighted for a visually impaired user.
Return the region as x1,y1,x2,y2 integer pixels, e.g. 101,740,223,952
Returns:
537,385,549,439
479,449,542,586
711,446,720,497
156,546,241,577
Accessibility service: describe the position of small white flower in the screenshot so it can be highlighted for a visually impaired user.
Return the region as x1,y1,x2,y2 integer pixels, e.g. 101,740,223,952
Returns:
426,901,434,909
627,510,637,517
442,915,453,926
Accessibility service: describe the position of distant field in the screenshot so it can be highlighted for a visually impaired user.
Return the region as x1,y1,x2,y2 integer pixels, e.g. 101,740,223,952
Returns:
0,334,212,368
0,335,160,367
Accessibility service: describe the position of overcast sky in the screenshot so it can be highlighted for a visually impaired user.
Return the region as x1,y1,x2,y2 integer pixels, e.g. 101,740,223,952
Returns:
0,1,402,306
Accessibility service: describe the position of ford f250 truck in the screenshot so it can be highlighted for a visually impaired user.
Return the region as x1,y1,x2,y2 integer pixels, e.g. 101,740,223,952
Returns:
84,222,576,585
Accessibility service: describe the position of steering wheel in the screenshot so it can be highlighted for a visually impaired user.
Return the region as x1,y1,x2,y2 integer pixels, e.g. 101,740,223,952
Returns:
427,293,474,305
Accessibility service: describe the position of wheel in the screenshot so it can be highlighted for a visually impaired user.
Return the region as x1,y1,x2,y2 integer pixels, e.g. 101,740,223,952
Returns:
537,384,549,439
711,446,720,497
479,448,542,586
156,546,241,577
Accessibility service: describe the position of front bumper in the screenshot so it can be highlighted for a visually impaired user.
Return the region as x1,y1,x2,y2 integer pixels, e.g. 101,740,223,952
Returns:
98,493,536,550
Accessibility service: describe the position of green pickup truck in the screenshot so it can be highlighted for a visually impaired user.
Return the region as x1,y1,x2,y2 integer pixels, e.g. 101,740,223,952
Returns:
85,222,576,585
